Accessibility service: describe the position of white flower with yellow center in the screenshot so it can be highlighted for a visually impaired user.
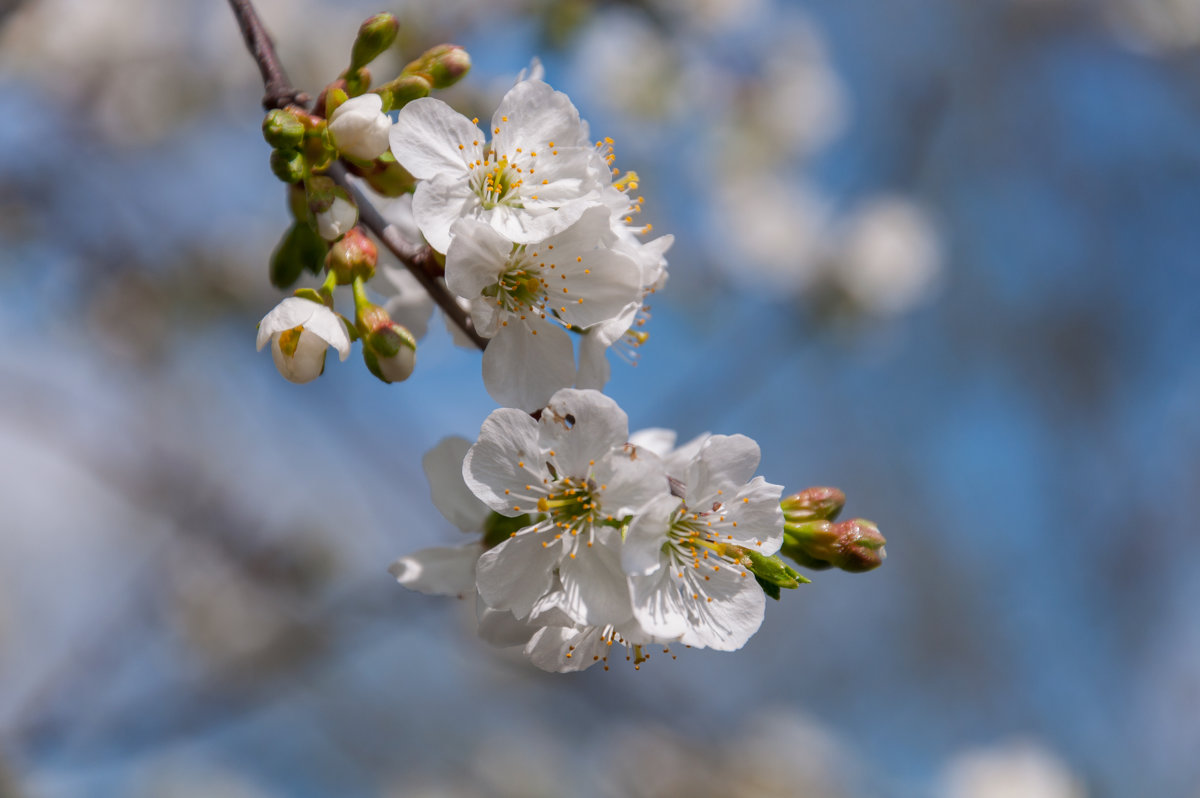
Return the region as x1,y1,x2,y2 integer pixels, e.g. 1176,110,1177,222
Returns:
623,434,784,651
388,78,610,253
255,297,351,384
446,205,642,411
465,389,669,627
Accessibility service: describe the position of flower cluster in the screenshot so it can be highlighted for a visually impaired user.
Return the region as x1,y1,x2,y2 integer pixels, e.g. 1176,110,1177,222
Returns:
239,11,886,675
388,70,672,410
392,388,794,672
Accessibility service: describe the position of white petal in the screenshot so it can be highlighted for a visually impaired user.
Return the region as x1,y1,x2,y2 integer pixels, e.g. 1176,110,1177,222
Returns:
627,428,678,458
315,195,358,241
328,94,391,160
592,445,671,518
463,408,546,513
444,217,514,300
622,494,683,576
557,542,634,627
482,321,577,413
257,298,350,360
678,564,766,651
492,80,590,156
270,330,327,384
685,434,763,507
412,172,479,254
422,436,490,532
662,432,709,479
574,329,612,392
537,388,629,478
524,625,608,673
475,528,560,620
389,97,483,180
484,199,591,245
476,598,536,648
628,567,691,642
388,544,479,597
711,476,785,552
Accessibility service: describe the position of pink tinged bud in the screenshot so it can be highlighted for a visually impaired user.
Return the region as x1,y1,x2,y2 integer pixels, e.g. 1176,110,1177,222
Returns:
422,44,471,89
325,227,377,283
782,517,887,573
328,93,391,161
828,519,887,573
781,486,846,522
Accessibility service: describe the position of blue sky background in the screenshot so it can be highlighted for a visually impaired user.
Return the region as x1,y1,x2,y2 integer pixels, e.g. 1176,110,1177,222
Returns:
1,0,1198,796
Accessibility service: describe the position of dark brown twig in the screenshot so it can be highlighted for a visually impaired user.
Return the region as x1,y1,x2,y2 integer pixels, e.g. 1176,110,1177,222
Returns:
227,0,487,350
227,0,310,110
329,164,489,350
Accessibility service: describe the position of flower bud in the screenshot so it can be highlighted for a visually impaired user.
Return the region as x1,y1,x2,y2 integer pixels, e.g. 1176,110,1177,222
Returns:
262,109,306,149
270,222,328,288
362,320,417,383
327,93,391,161
269,148,306,183
257,297,352,384
415,44,472,89
350,13,399,71
325,227,377,283
306,177,358,241
781,486,846,523
781,517,887,573
376,74,431,112
346,154,415,197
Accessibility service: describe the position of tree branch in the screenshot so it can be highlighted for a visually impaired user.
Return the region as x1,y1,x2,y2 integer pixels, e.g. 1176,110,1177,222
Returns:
328,163,489,350
227,0,309,110
227,0,488,350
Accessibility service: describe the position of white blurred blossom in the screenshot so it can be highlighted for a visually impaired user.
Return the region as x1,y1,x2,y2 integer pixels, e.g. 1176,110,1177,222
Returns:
940,740,1087,798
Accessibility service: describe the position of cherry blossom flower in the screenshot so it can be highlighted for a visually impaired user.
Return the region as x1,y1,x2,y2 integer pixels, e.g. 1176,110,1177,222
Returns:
445,205,642,410
388,78,609,253
464,389,668,626
622,434,784,650
255,297,351,383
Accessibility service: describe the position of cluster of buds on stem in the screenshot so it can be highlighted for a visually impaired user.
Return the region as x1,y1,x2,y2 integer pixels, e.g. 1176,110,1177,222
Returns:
779,487,887,572
255,13,477,387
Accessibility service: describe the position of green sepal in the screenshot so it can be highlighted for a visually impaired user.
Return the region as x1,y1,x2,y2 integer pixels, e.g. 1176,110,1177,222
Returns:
483,512,532,549
292,288,325,304
271,223,328,288
262,109,305,149
744,549,810,590
755,574,782,601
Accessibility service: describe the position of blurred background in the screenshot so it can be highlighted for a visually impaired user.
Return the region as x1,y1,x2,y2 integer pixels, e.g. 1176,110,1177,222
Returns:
1,0,1198,795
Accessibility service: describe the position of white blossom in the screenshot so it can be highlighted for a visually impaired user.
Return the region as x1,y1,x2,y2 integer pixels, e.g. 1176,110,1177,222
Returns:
464,389,669,626
445,206,642,410
622,434,784,650
255,297,350,384
389,78,610,253
327,93,392,161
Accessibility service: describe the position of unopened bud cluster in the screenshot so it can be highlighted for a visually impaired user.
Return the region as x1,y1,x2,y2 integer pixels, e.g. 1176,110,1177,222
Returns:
255,13,475,387
780,487,887,572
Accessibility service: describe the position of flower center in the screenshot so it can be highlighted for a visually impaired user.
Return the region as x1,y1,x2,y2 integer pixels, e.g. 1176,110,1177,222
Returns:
471,154,523,209
537,476,598,536
482,249,546,314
